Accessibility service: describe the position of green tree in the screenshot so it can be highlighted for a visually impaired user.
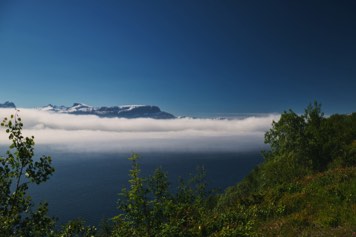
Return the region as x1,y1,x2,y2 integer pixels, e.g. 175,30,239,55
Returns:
263,107,311,185
259,101,356,187
0,114,55,236
113,155,210,236
114,153,150,236
57,219,96,237
262,102,333,183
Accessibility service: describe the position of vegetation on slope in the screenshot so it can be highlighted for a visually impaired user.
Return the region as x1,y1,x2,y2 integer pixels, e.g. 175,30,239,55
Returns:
0,102,355,236
96,102,356,236
208,102,356,236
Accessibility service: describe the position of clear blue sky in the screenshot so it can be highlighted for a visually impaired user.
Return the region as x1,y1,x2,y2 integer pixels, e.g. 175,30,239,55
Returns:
0,0,355,115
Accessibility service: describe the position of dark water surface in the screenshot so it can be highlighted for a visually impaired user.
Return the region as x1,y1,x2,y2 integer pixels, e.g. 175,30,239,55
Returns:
29,152,263,225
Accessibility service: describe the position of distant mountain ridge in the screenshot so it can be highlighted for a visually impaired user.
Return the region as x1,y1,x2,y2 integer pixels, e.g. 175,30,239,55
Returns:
0,101,175,119
0,101,16,108
41,103,176,119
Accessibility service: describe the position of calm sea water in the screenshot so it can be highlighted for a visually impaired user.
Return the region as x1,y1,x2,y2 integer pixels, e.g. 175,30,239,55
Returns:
29,151,263,226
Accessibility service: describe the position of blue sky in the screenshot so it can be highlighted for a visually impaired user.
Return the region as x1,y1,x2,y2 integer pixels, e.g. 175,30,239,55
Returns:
0,0,355,116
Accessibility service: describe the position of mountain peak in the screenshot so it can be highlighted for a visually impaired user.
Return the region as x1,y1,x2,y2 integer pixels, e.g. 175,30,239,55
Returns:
0,101,16,108
72,102,90,107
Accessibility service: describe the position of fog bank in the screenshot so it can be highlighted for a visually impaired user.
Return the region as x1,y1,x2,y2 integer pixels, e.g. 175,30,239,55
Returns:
0,109,279,153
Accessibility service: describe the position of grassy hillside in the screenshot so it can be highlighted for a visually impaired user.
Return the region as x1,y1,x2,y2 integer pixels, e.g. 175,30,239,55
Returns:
106,103,356,236
211,166,356,236
199,104,356,236
202,104,356,236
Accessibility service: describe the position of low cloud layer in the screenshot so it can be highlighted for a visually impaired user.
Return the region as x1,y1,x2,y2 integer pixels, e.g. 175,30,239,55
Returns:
0,109,279,153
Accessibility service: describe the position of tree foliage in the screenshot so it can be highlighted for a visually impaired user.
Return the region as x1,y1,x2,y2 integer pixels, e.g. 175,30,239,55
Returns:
213,102,356,236
113,154,210,236
0,113,55,236
57,219,97,237
261,101,356,186
0,114,97,237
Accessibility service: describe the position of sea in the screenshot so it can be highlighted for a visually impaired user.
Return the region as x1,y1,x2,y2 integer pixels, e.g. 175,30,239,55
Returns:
28,151,263,226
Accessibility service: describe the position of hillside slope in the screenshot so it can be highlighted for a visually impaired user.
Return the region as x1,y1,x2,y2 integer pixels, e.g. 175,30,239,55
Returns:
107,103,355,236
211,166,356,236
205,104,356,236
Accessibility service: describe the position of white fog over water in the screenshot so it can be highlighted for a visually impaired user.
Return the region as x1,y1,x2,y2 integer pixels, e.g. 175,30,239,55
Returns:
0,108,279,153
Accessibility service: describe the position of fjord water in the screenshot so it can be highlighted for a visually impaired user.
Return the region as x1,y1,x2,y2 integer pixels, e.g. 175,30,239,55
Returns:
29,151,263,225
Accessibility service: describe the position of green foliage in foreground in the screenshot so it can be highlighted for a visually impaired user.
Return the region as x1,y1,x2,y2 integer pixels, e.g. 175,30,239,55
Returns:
0,114,55,236
0,102,355,236
109,102,356,236
210,103,356,236
0,114,95,237
112,154,210,237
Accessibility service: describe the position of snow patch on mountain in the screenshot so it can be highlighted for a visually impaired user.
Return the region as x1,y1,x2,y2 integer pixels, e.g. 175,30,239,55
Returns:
39,103,175,119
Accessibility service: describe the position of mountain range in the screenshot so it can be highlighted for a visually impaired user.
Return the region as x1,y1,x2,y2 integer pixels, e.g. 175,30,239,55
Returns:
0,101,16,108
0,102,175,119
